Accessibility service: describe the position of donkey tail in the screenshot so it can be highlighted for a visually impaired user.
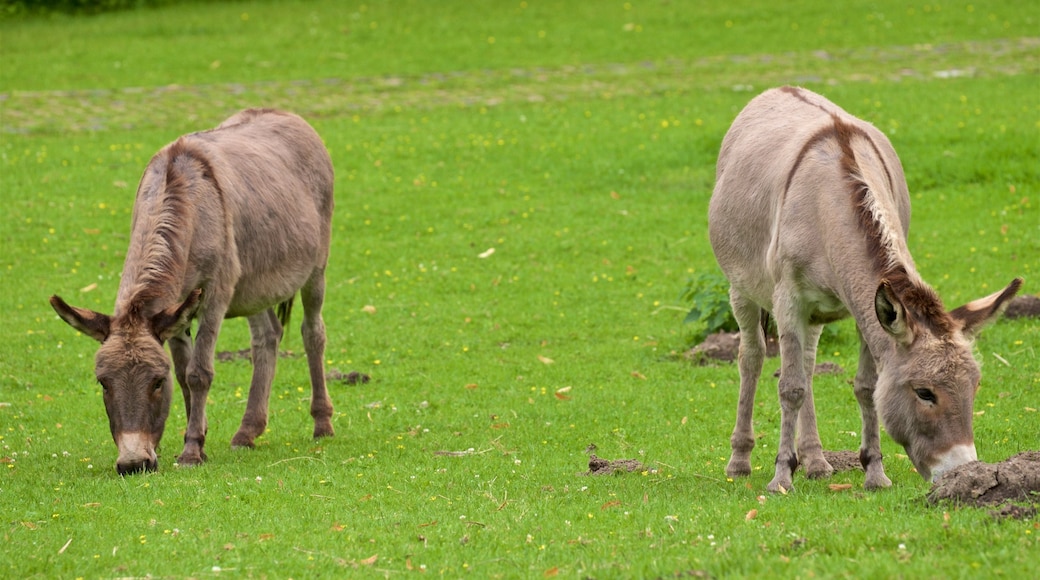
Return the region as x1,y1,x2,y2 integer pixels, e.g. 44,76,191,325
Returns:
276,296,294,339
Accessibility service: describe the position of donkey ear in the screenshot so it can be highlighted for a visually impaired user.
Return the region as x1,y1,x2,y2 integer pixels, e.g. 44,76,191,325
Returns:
151,288,203,343
949,278,1023,340
50,295,111,343
875,281,914,347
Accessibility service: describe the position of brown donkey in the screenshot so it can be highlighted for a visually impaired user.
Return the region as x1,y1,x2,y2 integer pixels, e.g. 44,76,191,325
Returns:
708,87,1021,492
50,109,335,475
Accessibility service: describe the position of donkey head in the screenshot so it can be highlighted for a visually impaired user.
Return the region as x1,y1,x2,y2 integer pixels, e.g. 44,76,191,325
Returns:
49,290,202,475
873,277,1022,482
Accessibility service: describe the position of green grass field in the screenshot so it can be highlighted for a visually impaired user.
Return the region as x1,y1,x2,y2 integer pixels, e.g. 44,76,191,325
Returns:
2,1,1038,577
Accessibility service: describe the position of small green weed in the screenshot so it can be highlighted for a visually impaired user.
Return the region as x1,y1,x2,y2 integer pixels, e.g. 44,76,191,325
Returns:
680,271,738,342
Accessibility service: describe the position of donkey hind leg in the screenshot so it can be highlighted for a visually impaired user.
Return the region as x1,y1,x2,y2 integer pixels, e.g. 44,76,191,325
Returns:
177,296,227,467
795,324,834,479
231,310,282,449
725,289,767,478
300,270,334,439
769,289,810,493
853,334,892,489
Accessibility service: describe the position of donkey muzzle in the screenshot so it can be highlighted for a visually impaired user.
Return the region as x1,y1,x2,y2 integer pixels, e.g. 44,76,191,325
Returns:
115,431,159,475
928,443,978,482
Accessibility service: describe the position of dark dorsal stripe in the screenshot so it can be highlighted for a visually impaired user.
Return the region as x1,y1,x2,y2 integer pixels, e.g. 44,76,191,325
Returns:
779,94,954,338
780,86,895,192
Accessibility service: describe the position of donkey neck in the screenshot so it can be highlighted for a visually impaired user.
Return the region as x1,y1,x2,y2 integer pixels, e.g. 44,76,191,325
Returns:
114,143,205,319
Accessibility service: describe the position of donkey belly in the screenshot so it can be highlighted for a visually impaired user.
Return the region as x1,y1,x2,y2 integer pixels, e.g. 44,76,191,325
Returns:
224,273,309,319
223,221,327,319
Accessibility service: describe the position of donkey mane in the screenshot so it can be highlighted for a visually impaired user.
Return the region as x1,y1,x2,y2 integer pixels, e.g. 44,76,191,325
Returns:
776,88,954,338
830,115,956,337
126,138,218,317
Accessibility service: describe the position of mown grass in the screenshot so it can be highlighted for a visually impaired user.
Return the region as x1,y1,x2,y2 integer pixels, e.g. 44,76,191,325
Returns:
2,0,1039,578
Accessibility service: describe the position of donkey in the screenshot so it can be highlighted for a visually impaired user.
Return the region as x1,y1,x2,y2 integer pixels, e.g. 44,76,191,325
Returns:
50,108,336,475
708,86,1021,492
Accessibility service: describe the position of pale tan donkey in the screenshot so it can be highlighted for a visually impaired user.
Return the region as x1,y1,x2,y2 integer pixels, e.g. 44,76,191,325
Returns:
708,86,1021,492
50,108,335,475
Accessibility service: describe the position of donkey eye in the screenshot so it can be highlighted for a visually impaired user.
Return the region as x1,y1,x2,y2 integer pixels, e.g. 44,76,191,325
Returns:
914,388,937,404
97,379,109,393
152,378,165,391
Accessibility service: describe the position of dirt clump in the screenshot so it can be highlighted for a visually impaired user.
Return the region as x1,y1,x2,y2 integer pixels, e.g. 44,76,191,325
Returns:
685,331,778,364
580,443,649,476
327,369,371,385
989,504,1037,520
582,454,647,476
773,361,845,377
216,348,253,362
822,450,862,472
216,353,369,385
215,349,299,362
927,451,1040,508
687,332,842,377
1004,294,1040,319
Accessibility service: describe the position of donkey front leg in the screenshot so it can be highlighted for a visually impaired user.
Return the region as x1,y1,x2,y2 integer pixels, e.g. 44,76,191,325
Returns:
177,303,226,466
796,324,834,479
231,309,281,449
168,328,194,423
726,289,766,478
769,292,810,492
853,335,892,489
301,272,334,439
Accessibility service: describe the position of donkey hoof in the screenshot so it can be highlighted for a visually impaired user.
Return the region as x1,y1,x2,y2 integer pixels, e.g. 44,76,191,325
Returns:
864,473,893,490
176,452,206,466
230,433,256,449
767,477,794,494
725,458,752,478
804,458,835,479
313,423,335,439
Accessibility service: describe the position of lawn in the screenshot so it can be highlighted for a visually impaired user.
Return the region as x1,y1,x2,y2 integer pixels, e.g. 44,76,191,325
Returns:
1,0,1038,577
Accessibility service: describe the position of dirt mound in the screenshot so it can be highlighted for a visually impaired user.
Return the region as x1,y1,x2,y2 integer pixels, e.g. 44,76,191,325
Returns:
216,353,370,385
773,361,845,377
215,349,299,362
684,331,778,364
927,451,1040,507
686,333,843,378
581,454,647,476
988,503,1037,520
579,444,649,476
822,450,862,472
327,369,371,385
1005,295,1040,319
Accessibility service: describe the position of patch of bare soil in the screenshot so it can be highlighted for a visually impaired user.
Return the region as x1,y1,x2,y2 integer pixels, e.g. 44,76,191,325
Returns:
1005,295,1040,319
684,332,845,379
773,361,845,377
327,369,371,385
579,444,649,476
215,354,371,385
927,452,1040,512
215,349,299,362
988,504,1037,520
582,454,647,476
822,450,862,472
215,349,252,362
685,331,778,364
